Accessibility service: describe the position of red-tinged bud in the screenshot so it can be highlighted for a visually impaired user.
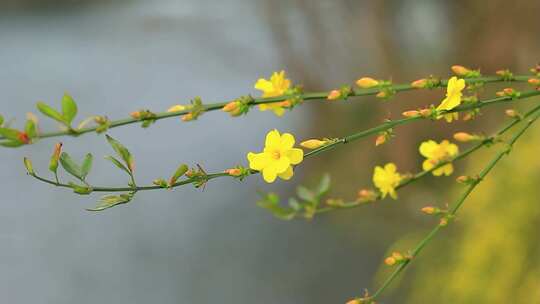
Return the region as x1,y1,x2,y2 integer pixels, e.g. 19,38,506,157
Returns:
505,109,519,118
375,134,386,146
224,168,242,176
130,111,141,119
451,65,471,76
503,88,515,95
528,78,540,86
411,78,428,89
181,113,194,122
453,132,478,142
419,108,433,117
327,89,341,101
279,100,292,108
421,206,436,215
384,256,396,266
356,77,379,89
402,110,420,118
456,175,470,184
439,217,449,227
375,91,388,98
222,101,240,112
17,132,30,144
357,189,377,203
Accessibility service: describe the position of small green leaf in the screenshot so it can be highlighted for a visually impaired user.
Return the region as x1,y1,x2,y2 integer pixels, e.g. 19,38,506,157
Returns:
105,135,134,172
81,153,93,179
23,157,34,175
0,114,4,126
36,102,65,124
105,155,131,175
256,192,296,220
169,163,188,186
0,127,21,141
317,174,331,197
61,94,78,124
0,140,24,148
87,193,133,211
296,186,315,203
25,120,37,138
288,197,302,211
59,152,83,180
68,182,92,195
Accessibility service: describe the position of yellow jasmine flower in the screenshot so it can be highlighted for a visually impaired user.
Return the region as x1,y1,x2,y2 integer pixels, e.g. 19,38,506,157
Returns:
436,76,466,122
247,129,304,183
419,140,459,176
254,70,291,117
372,163,402,199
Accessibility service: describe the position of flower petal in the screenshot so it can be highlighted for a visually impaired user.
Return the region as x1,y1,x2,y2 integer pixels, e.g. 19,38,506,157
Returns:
419,140,438,158
286,148,304,165
247,152,271,171
254,79,274,92
278,166,294,180
272,156,290,174
262,166,278,183
265,129,281,148
273,107,285,117
423,159,435,172
280,133,295,149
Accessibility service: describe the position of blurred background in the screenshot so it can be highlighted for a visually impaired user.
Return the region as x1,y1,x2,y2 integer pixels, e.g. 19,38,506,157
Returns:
1,1,540,303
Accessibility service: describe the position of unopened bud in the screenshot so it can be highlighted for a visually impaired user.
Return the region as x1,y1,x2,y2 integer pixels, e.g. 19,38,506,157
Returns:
456,175,471,184
181,113,194,122
528,78,540,86
453,132,477,142
222,101,240,112
375,91,388,98
23,157,34,175
411,78,428,89
153,179,168,188
17,132,30,144
327,89,341,101
130,111,141,119
300,139,327,149
503,88,515,95
421,206,436,215
167,104,187,113
346,299,362,304
451,65,471,76
384,257,396,266
505,109,519,118
356,77,379,89
357,189,377,203
279,100,292,108
402,110,420,118
419,108,433,117
439,217,449,227
225,168,242,176
375,134,386,146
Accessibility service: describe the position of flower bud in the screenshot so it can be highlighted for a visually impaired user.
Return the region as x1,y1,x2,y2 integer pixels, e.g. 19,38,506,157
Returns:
225,168,242,176
355,77,379,89
375,134,386,146
130,111,141,119
419,108,433,117
375,91,388,98
505,109,519,118
528,78,540,86
17,132,30,144
153,179,168,188
453,132,477,142
222,101,240,112
384,256,396,266
327,89,341,101
23,157,34,175
456,175,471,184
346,299,362,304
411,78,428,89
503,88,515,95
167,104,187,113
357,189,377,203
300,139,327,149
49,142,63,173
181,113,194,122
451,65,471,76
421,206,436,215
402,110,420,118
439,217,449,227
279,100,292,108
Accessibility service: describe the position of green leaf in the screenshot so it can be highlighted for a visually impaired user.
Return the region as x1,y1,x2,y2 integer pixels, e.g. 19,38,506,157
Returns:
105,155,131,175
36,102,65,124
23,157,34,175
288,197,302,211
0,114,4,126
105,135,134,172
317,174,331,197
81,153,93,179
68,182,92,195
0,140,24,148
256,192,296,220
0,127,21,141
169,163,188,186
59,152,83,180
296,186,315,203
61,94,78,124
87,193,133,211
25,120,37,138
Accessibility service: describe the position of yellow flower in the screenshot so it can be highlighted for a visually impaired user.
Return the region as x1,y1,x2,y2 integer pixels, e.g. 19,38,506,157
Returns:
254,71,291,117
372,163,402,199
247,129,304,183
419,140,459,176
436,76,465,122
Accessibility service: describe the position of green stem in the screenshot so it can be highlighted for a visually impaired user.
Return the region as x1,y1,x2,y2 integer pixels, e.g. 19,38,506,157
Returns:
4,75,532,143
367,104,540,302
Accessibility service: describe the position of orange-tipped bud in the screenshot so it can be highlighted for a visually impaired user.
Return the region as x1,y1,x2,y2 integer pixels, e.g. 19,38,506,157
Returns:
384,257,396,266
224,168,242,176
167,104,187,113
456,175,470,184
375,134,386,146
419,108,433,117
421,206,436,215
327,89,341,101
528,78,540,86
222,101,240,112
411,78,428,89
17,132,30,144
300,139,327,149
453,132,477,142
505,109,519,118
356,77,379,89
130,111,141,119
451,65,471,76
439,217,449,227
503,88,515,95
181,113,194,122
346,299,362,304
357,189,377,203
402,110,420,118
279,100,292,108
392,252,404,261
375,91,388,98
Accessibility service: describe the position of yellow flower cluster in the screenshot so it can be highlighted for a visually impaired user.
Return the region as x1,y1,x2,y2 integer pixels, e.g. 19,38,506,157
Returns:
247,129,304,183
437,76,466,122
372,163,402,199
419,140,459,176
254,71,292,117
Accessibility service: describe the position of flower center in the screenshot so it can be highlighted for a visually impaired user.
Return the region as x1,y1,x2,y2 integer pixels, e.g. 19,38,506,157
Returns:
271,150,281,160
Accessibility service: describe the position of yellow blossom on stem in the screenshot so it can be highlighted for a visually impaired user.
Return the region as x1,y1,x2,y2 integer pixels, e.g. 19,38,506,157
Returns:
436,76,466,122
372,163,402,199
419,140,459,176
254,71,291,117
167,105,187,112
247,129,304,183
